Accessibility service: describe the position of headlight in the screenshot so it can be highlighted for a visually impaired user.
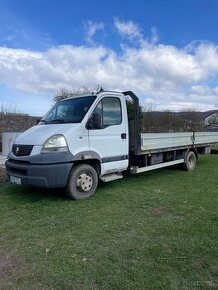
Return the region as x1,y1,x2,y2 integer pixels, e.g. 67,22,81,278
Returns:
41,135,68,153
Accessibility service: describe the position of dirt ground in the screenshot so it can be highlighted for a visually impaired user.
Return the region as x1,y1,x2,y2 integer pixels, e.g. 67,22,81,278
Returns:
0,251,26,289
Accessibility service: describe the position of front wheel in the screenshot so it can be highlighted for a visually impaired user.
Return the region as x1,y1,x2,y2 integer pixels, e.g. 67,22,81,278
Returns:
66,164,98,200
183,151,196,171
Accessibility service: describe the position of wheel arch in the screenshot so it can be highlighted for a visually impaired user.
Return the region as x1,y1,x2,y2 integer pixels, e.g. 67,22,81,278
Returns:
72,151,102,176
73,159,101,176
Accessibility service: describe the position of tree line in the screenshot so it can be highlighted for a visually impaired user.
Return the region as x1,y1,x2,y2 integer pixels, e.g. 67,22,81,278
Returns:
54,87,205,132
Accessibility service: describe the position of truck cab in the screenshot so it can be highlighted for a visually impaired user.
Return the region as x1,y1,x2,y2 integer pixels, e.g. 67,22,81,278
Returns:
6,91,133,199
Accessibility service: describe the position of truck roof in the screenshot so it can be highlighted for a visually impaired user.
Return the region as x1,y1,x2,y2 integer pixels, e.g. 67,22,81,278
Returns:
58,90,124,102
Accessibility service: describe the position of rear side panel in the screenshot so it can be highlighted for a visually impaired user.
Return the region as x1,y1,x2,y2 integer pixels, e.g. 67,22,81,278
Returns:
141,132,218,153
141,132,193,152
194,132,218,145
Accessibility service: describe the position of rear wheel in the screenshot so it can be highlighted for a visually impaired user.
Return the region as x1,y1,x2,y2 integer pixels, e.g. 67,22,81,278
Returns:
66,164,98,200
183,151,196,171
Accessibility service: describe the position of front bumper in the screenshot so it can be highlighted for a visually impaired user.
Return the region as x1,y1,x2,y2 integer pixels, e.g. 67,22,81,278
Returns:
6,152,74,188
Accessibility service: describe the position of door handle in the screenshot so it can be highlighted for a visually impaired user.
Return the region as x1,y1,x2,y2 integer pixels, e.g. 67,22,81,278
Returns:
121,133,126,139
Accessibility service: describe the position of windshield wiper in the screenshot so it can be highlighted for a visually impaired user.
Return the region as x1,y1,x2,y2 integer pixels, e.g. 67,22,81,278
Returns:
38,119,48,124
48,119,66,124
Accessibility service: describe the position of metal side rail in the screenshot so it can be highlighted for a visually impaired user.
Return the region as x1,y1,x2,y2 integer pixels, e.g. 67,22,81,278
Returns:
130,159,184,174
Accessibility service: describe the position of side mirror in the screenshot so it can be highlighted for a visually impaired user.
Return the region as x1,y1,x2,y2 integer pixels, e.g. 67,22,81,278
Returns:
87,113,102,129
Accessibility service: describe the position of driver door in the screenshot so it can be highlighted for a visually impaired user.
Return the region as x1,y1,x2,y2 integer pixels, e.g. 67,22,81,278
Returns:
88,96,128,174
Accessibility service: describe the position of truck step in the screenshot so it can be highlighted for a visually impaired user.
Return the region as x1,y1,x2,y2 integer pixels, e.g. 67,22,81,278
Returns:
100,173,123,182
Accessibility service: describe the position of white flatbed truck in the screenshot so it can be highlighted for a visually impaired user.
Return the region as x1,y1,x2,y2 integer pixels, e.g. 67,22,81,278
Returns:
6,90,218,199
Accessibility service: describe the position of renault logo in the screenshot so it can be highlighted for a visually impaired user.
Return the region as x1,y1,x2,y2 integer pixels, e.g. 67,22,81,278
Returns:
15,146,20,154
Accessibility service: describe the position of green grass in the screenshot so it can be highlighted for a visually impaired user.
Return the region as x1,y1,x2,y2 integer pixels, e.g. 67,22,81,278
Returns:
0,155,218,290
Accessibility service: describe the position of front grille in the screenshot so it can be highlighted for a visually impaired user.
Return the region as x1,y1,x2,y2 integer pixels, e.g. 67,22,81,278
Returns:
12,144,34,156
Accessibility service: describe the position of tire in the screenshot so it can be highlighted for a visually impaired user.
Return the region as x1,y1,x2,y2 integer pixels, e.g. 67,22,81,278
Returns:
183,151,196,171
66,164,98,200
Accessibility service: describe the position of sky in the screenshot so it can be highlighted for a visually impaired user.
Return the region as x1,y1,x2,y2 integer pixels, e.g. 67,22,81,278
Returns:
0,0,218,116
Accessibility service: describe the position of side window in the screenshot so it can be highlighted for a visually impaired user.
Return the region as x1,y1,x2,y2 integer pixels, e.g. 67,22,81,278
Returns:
102,98,122,126
89,97,122,129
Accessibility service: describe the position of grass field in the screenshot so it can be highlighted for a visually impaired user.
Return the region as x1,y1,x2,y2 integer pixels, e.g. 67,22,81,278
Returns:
0,155,218,290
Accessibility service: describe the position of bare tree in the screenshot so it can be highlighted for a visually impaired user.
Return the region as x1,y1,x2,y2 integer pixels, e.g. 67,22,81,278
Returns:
53,85,103,102
141,103,159,132
143,103,158,112
53,88,205,132
0,102,23,115
141,105,204,133
179,108,204,131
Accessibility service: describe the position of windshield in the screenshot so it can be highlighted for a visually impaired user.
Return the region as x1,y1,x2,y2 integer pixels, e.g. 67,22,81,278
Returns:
40,96,96,124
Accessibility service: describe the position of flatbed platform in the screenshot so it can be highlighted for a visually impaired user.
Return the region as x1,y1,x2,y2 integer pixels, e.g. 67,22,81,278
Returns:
141,132,218,153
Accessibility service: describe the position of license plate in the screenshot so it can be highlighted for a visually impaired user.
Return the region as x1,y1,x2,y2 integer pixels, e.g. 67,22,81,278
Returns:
10,176,22,185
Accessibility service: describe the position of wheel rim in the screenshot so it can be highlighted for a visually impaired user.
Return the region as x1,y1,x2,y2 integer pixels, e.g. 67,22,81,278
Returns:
76,172,93,192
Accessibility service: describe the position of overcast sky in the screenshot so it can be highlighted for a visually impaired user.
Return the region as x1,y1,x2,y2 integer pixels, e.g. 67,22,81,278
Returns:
0,0,218,116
